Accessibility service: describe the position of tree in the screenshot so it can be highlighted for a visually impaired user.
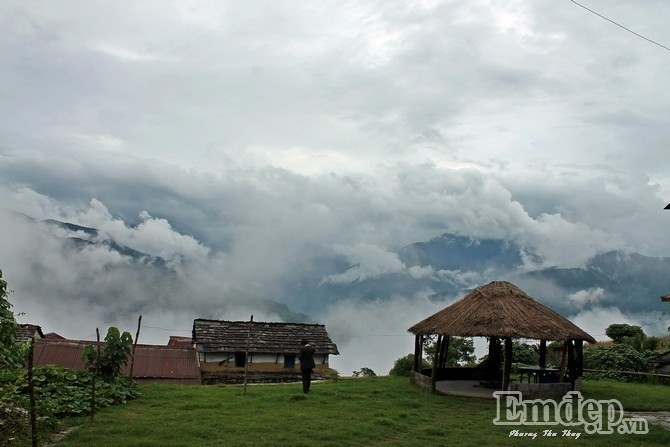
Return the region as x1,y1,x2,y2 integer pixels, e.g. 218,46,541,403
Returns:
424,336,476,366
83,327,133,381
605,323,645,351
0,269,23,370
512,341,539,365
389,354,430,376
605,323,645,343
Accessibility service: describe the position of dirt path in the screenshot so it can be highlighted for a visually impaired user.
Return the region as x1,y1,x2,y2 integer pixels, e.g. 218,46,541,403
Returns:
628,412,670,431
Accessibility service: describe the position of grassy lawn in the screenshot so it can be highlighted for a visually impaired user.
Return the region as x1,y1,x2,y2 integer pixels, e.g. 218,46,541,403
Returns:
51,377,670,447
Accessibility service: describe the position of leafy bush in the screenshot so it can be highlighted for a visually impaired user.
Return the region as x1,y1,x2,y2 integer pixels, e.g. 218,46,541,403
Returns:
352,367,376,377
1,365,137,421
583,344,654,381
423,336,476,366
83,327,133,381
389,354,429,377
0,401,30,446
512,342,539,366
0,270,23,371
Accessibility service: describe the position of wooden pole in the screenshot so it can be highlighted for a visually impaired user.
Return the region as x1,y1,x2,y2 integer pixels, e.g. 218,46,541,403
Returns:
430,335,441,393
567,339,576,389
28,338,38,447
439,336,451,369
575,339,584,378
539,340,547,368
128,315,142,380
502,337,513,391
91,328,100,421
413,335,422,373
243,315,253,396
487,337,500,382
559,340,568,383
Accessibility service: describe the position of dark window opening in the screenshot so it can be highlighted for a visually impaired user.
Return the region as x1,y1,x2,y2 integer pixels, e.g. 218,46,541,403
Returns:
235,352,246,367
284,355,296,369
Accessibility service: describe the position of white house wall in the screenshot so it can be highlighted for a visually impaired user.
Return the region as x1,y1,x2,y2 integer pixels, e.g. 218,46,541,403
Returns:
197,350,329,366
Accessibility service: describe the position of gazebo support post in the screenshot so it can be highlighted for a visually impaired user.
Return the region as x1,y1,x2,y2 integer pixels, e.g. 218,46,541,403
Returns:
431,335,443,393
502,337,513,391
413,335,422,373
559,340,568,382
567,339,576,389
486,337,501,383
539,340,547,368
439,336,450,369
575,339,584,390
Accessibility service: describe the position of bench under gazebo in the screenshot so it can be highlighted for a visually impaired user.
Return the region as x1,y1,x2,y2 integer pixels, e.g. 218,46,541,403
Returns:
408,281,596,398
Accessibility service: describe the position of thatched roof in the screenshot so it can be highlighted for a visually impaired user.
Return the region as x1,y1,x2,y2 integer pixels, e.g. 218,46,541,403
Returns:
408,281,596,343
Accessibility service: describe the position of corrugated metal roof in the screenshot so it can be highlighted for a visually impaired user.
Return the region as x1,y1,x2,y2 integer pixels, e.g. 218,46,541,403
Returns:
192,319,339,355
33,339,200,381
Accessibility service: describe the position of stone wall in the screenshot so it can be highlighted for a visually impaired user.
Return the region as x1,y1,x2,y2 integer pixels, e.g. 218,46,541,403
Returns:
508,382,572,400
410,371,433,390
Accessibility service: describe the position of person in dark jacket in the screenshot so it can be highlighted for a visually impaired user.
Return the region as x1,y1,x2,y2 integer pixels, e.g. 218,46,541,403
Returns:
298,340,316,393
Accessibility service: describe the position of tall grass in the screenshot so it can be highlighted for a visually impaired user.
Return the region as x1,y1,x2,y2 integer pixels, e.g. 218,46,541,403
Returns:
51,377,670,447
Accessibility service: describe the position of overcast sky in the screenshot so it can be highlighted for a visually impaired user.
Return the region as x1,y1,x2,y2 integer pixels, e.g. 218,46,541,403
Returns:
1,0,670,375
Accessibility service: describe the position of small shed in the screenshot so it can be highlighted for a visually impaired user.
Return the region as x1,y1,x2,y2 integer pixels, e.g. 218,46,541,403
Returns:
16,324,44,342
649,350,670,375
408,281,596,396
192,318,339,384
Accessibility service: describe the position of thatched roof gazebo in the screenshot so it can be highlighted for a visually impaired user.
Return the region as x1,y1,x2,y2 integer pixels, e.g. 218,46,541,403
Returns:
408,281,595,394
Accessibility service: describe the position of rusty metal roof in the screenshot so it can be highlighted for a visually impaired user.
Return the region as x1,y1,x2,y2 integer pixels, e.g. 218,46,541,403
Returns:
33,339,200,381
192,319,339,355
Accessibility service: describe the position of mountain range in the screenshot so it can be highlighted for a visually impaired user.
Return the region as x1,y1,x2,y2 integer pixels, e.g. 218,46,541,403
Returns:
277,233,670,325
18,214,670,333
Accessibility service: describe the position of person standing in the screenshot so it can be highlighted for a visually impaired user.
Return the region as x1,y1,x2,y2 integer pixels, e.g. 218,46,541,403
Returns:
298,340,316,393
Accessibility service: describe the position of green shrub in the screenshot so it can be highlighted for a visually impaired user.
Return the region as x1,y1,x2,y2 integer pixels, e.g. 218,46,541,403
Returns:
389,354,429,377
0,401,30,446
583,344,653,381
0,365,137,420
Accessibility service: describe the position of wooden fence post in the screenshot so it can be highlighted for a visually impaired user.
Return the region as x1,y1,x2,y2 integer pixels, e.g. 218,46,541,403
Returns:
91,328,100,421
129,315,142,380
28,337,37,447
243,315,253,395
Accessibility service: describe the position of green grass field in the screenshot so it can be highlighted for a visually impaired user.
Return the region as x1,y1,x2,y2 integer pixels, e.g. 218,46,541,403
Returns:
51,377,670,447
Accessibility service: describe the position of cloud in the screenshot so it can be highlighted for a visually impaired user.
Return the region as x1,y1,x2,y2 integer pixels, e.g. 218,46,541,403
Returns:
567,288,605,309
322,243,405,284
319,293,451,376
569,307,668,342
2,0,670,373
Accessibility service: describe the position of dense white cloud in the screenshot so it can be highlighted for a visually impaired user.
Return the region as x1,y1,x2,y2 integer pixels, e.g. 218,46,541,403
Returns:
568,287,606,309
2,0,670,373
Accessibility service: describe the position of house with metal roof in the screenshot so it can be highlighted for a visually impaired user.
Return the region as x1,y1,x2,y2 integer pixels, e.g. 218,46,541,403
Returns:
192,318,339,384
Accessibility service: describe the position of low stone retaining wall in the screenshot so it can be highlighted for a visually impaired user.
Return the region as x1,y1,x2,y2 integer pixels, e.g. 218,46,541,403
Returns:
508,382,572,399
411,371,433,390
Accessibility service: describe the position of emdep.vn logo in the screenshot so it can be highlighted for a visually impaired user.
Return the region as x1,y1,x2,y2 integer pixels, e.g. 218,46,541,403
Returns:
493,391,648,435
